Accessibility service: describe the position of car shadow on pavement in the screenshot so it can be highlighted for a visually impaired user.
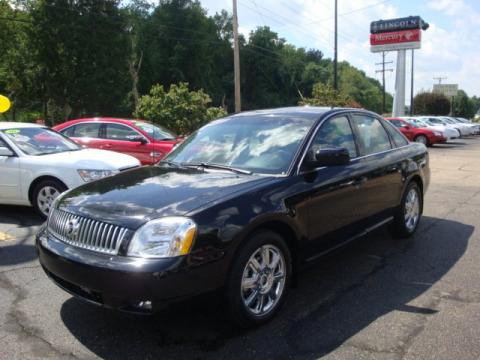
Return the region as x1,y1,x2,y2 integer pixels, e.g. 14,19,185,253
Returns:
0,205,43,266
436,142,468,148
60,216,473,359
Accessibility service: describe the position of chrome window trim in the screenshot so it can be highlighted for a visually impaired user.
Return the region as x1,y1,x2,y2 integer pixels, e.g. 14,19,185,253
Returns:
104,122,150,144
295,110,411,176
60,121,150,144
59,121,103,140
294,110,357,176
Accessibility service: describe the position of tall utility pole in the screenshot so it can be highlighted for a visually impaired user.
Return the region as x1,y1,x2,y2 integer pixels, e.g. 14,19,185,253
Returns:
232,0,241,112
375,51,393,114
333,0,338,91
410,49,415,115
433,76,447,84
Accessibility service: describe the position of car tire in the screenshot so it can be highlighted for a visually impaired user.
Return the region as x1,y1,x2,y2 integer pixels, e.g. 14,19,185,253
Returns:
390,182,422,238
32,179,67,219
226,230,292,328
414,135,429,146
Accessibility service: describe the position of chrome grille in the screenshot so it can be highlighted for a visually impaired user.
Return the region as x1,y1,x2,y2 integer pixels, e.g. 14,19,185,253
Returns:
47,209,128,255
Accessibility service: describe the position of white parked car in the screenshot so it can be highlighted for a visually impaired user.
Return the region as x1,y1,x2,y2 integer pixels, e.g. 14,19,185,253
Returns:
0,122,140,218
437,117,474,136
454,117,480,135
408,117,461,141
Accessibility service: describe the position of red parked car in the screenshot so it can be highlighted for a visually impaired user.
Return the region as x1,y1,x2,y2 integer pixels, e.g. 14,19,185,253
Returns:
53,118,180,165
385,118,446,146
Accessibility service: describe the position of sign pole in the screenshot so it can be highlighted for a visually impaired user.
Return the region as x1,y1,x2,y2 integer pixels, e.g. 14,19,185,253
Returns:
410,49,414,115
232,0,241,113
333,0,338,91
393,49,406,117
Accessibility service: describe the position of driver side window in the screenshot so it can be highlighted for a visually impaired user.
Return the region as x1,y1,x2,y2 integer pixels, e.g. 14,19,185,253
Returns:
310,116,358,158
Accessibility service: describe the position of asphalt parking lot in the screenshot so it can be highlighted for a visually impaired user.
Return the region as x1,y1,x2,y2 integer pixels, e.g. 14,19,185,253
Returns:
1,138,480,360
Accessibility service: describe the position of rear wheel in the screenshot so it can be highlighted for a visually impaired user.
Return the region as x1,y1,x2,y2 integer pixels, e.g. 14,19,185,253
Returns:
391,182,422,238
226,230,292,328
414,135,429,146
32,179,67,219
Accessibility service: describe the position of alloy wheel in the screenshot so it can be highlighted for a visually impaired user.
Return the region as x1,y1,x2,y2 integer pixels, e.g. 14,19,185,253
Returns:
37,186,60,217
241,244,286,316
404,188,420,232
415,135,427,145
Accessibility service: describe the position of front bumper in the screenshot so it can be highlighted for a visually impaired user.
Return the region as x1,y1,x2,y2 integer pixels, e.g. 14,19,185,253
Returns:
36,228,225,313
429,134,447,144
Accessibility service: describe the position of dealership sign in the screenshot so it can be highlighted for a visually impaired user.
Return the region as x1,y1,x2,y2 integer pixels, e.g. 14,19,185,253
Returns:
370,29,421,52
370,16,427,53
433,84,458,97
370,16,428,34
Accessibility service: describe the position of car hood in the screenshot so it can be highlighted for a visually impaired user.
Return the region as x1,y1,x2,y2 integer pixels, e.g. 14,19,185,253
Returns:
56,166,272,229
39,148,140,170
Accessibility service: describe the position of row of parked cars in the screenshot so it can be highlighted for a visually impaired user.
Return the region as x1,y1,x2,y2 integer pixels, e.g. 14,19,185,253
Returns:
0,107,470,326
385,116,480,146
0,114,475,219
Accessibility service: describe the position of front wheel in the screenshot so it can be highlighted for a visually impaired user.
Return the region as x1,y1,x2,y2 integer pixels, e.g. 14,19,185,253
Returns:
390,182,422,238
32,179,67,219
414,135,428,146
226,230,292,328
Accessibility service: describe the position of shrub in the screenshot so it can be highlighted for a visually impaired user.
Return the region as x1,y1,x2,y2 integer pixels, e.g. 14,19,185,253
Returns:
134,82,227,134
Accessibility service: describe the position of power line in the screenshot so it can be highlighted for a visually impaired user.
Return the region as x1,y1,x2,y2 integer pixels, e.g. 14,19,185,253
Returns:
239,0,334,48
375,52,394,113
307,0,393,25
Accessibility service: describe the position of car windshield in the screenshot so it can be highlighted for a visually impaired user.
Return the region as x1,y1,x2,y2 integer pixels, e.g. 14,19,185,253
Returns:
134,121,177,140
163,114,316,175
419,119,435,126
2,127,80,155
430,118,446,125
441,118,456,124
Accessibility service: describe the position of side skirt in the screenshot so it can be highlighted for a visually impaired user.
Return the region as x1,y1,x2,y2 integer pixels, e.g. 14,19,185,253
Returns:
304,216,394,263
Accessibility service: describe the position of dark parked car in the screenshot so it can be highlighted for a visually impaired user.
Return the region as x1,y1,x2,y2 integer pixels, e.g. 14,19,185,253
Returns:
36,107,429,327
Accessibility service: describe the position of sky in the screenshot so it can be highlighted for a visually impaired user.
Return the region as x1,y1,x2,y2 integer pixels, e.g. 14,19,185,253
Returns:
195,0,480,102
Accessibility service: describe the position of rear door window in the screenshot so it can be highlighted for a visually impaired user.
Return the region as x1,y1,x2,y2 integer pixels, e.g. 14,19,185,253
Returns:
384,121,409,147
352,115,392,155
67,123,101,138
105,123,141,141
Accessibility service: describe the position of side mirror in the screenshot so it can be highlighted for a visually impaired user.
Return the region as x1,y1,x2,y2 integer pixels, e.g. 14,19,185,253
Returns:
305,147,350,168
128,135,147,144
403,125,411,130
0,146,14,157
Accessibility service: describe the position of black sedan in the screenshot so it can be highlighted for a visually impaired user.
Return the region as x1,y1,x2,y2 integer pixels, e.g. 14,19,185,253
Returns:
36,107,430,327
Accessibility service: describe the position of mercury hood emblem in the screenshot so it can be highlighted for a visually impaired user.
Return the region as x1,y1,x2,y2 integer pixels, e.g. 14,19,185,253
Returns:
66,218,80,238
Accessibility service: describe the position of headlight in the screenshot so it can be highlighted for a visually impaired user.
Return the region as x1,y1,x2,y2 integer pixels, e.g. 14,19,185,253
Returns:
77,169,117,182
433,131,442,136
127,217,197,258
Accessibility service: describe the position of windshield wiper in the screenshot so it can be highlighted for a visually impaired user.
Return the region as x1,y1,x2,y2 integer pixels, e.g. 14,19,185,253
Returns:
181,162,252,175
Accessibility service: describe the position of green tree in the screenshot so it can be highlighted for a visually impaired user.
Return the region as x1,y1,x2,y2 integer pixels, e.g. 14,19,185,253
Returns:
413,92,450,115
138,0,232,108
0,0,39,121
453,90,475,118
299,83,352,107
134,82,227,134
30,0,130,123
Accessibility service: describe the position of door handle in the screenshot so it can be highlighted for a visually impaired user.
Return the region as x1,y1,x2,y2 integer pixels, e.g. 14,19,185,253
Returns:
345,176,367,187
104,143,112,148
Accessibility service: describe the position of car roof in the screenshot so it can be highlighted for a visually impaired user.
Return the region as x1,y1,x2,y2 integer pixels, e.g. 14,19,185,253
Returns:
61,117,138,125
230,106,360,117
0,122,45,130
